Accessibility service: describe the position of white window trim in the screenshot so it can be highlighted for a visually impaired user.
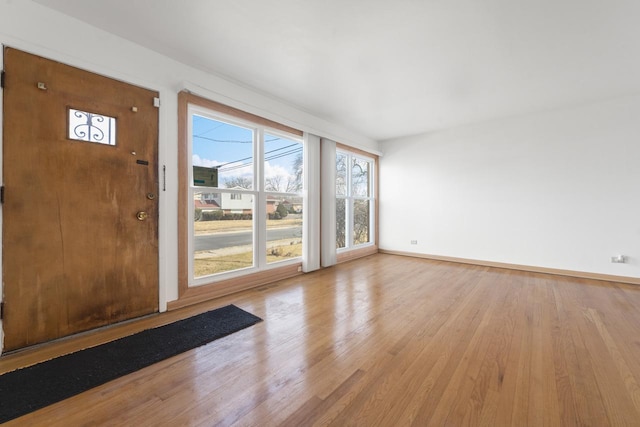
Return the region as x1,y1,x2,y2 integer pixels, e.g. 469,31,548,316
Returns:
336,148,376,253
187,105,303,286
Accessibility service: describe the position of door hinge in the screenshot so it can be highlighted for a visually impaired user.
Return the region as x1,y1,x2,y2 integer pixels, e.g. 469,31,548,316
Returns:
1,70,5,89
0,301,4,320
0,185,4,204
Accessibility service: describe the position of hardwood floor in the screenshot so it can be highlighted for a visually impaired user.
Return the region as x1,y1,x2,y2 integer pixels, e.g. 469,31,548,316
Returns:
2,253,640,426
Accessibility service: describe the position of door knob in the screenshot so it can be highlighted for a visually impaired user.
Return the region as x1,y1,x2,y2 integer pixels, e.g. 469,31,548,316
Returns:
136,211,148,221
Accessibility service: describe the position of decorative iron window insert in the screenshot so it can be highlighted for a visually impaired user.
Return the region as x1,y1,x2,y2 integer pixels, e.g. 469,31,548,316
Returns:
68,108,116,145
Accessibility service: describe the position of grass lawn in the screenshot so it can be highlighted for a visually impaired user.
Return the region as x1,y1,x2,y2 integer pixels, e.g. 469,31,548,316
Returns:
194,242,302,276
194,218,302,234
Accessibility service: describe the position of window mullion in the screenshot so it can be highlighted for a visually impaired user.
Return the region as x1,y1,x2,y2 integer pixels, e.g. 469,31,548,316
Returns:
187,110,196,284
370,161,375,244
255,127,266,268
346,154,353,249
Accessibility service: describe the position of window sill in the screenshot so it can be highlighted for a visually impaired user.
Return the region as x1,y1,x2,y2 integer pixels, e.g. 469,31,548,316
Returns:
337,244,379,264
169,261,302,310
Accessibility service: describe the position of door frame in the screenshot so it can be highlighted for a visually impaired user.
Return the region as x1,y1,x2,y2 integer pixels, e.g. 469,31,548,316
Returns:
0,44,168,355
0,43,4,354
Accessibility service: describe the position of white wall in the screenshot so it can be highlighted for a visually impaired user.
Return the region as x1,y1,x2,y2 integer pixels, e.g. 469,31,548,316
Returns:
379,94,640,278
0,0,378,325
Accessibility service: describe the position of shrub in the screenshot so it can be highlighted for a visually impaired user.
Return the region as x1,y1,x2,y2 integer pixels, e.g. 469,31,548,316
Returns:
218,213,252,220
270,247,283,257
201,210,224,221
275,203,288,219
194,208,202,221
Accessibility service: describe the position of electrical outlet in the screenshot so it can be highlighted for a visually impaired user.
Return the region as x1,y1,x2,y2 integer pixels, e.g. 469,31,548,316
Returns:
410,240,418,245
611,255,626,263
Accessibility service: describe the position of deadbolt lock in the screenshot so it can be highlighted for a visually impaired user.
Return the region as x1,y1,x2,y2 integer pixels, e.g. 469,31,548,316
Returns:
136,211,148,221
147,193,156,200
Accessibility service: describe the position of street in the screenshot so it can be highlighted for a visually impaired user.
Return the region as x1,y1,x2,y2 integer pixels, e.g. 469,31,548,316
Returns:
194,226,301,251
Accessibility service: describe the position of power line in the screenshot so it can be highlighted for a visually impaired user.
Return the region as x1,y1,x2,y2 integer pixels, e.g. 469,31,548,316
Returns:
263,148,303,162
196,123,225,136
219,147,302,172
215,143,300,168
220,149,303,172
193,135,282,144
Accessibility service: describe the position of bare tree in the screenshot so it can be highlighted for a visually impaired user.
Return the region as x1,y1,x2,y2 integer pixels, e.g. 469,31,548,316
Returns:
336,153,347,196
353,200,370,245
265,153,303,193
285,178,298,193
335,154,370,248
265,175,300,193
336,199,346,248
265,175,282,192
224,176,252,189
336,154,348,248
291,152,303,193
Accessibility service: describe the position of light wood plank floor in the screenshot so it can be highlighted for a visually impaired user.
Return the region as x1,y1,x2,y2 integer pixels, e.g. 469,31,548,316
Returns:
2,253,640,426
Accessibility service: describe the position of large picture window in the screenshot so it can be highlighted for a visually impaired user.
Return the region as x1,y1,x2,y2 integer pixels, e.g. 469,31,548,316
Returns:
188,105,303,284
336,150,375,251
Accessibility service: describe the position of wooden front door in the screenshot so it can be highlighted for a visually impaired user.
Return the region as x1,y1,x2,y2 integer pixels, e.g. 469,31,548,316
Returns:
2,48,159,351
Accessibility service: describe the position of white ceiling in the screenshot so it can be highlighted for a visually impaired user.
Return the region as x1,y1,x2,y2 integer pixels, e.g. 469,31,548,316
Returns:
33,0,640,141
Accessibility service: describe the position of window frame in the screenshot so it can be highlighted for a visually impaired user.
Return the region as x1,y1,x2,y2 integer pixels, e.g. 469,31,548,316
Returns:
186,104,304,287
177,91,305,305
336,148,377,254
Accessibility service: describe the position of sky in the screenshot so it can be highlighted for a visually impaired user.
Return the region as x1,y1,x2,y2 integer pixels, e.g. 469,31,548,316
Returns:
192,114,303,192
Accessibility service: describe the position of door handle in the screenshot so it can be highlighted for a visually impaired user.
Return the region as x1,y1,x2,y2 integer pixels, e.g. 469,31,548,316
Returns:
136,211,148,221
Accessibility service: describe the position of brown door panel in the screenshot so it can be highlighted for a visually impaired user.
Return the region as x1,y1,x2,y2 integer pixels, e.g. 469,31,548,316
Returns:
2,48,159,350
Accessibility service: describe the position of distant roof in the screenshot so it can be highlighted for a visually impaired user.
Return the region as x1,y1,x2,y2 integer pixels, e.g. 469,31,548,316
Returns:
194,200,220,209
